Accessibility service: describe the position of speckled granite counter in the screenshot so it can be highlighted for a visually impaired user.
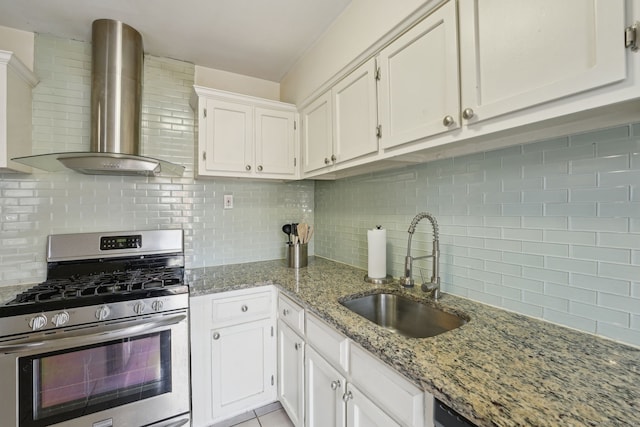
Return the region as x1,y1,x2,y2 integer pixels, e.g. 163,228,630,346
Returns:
0,284,33,305
188,257,639,427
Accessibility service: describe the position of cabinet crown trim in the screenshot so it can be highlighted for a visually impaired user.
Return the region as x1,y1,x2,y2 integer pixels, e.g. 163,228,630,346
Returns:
192,85,296,111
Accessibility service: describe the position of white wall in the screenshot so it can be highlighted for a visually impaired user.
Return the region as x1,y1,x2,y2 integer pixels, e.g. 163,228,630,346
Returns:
280,0,429,104
0,25,35,70
195,65,280,101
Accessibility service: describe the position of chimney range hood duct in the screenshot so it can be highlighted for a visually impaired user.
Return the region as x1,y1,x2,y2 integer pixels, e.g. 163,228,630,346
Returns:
12,19,185,177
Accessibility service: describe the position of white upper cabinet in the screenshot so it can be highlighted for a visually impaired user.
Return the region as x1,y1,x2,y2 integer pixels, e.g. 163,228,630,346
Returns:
302,57,379,175
0,50,38,173
458,0,627,125
192,86,298,179
302,90,333,174
297,0,639,180
333,57,379,164
377,1,460,150
255,107,297,176
203,98,254,173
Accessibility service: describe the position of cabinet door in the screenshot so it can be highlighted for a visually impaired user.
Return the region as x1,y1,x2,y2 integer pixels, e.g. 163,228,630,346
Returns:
302,91,333,173
345,384,400,427
255,108,296,177
0,52,38,172
459,0,626,125
278,321,304,427
377,1,459,150
203,98,254,174
332,57,378,164
211,319,276,421
306,347,346,427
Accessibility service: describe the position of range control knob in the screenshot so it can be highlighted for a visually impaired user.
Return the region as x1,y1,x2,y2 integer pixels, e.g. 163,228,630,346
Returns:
151,300,164,312
96,305,111,321
29,314,48,331
134,302,146,315
52,311,70,327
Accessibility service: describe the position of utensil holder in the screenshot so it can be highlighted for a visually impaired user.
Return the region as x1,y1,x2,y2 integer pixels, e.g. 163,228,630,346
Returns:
287,243,308,268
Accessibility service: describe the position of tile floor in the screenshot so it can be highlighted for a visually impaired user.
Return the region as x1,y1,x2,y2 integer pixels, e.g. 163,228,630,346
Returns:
211,402,294,427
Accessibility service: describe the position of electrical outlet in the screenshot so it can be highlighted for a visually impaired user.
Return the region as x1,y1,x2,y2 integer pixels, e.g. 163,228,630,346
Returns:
223,194,233,209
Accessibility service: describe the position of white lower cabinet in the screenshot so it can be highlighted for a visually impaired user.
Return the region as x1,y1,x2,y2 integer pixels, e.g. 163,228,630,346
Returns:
192,290,433,427
346,383,401,427
278,320,305,427
190,287,277,427
305,346,346,427
350,344,428,427
304,312,431,427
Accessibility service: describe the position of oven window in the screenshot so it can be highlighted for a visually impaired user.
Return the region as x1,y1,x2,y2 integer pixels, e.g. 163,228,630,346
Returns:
19,331,171,427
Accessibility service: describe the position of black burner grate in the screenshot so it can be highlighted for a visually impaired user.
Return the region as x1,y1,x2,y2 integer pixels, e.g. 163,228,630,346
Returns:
9,266,183,305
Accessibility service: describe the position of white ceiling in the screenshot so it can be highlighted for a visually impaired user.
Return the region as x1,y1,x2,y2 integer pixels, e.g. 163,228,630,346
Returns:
0,0,352,82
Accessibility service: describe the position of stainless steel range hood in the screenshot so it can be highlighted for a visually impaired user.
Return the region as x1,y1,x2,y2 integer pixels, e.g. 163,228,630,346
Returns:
13,19,185,177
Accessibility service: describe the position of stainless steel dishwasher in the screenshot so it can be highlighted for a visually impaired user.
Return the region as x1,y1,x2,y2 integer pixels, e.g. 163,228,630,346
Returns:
435,399,477,427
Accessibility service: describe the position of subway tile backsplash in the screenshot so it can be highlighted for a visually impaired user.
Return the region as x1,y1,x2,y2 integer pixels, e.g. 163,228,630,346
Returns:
1,33,639,348
0,34,313,286
315,123,640,347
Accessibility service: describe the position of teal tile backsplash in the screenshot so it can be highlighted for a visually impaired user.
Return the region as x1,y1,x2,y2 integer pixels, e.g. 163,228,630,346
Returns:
0,33,638,348
314,124,640,347
0,34,313,286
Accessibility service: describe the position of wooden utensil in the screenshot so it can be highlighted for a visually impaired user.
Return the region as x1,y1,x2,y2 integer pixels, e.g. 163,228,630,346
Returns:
297,223,308,245
306,225,313,243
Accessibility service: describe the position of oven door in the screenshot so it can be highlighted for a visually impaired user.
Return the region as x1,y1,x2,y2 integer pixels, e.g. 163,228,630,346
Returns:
0,311,190,427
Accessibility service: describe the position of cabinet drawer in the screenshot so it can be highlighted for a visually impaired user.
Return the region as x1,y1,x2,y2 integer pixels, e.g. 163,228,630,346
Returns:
350,343,424,427
306,313,349,374
210,288,273,326
279,294,305,336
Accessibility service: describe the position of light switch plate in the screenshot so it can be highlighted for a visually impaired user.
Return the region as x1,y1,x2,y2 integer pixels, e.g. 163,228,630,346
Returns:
223,194,233,209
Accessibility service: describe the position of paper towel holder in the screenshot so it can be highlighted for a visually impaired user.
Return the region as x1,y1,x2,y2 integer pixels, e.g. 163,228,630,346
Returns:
365,225,393,284
364,274,394,284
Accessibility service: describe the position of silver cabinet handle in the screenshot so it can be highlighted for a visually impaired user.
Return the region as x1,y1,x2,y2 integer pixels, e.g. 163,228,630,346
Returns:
331,154,337,162
462,108,475,120
294,342,301,350
330,380,341,390
442,115,455,127
282,308,290,316
213,332,220,340
241,304,248,312
324,157,330,165
257,165,263,172
342,391,353,402
246,165,252,171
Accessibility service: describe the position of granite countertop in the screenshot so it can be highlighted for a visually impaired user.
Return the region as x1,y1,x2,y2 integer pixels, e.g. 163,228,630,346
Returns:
0,284,32,305
188,257,640,427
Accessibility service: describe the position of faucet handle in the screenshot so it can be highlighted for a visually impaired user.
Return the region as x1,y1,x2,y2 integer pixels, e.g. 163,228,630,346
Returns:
422,281,441,300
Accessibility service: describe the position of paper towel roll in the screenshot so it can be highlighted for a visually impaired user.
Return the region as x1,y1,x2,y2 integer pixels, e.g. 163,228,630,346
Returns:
367,226,386,279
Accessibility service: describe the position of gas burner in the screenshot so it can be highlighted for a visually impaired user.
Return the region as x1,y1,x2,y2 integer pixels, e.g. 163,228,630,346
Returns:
10,267,184,305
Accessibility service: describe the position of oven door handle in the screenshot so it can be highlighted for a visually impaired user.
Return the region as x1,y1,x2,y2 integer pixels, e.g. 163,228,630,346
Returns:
0,313,187,354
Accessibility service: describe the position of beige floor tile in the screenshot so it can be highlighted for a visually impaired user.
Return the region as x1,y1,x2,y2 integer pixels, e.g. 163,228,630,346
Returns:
254,401,283,417
258,408,294,427
232,418,261,427
212,410,255,427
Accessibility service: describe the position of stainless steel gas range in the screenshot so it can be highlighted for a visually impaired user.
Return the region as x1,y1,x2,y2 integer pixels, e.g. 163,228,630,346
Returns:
0,229,190,427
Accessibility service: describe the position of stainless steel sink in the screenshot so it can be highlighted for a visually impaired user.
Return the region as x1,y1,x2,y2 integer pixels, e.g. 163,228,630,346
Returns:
340,293,466,338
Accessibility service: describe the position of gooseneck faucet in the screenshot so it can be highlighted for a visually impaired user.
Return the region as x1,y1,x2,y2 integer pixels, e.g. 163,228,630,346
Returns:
399,212,441,300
